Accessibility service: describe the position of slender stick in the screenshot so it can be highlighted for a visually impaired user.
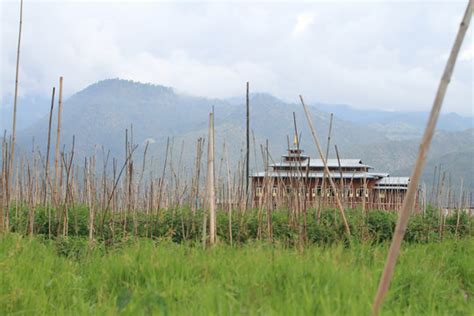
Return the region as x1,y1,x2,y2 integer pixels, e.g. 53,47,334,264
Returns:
371,2,472,315
335,145,344,206
455,178,464,238
207,112,216,245
9,0,23,188
45,87,55,238
54,77,64,206
246,82,250,201
44,87,55,206
5,0,24,232
300,95,350,235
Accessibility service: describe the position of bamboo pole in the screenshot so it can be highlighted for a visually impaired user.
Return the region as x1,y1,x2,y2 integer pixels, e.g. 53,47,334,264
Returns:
9,0,23,191
224,142,233,245
54,77,64,206
371,2,472,314
455,178,464,238
246,82,250,203
5,0,24,232
207,112,217,245
335,145,345,207
317,113,333,220
300,95,351,235
45,87,55,237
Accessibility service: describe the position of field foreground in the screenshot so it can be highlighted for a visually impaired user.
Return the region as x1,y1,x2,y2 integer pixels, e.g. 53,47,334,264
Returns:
1,234,473,315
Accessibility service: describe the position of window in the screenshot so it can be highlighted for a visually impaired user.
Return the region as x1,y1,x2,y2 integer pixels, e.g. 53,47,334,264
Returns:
357,187,369,198
256,186,263,197
343,186,352,197
315,186,323,196
272,186,278,197
298,187,306,197
356,187,363,198
379,190,386,199
326,188,332,197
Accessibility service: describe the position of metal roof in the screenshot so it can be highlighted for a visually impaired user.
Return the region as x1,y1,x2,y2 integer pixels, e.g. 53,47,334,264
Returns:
271,158,373,169
375,177,410,186
250,171,387,179
373,186,409,190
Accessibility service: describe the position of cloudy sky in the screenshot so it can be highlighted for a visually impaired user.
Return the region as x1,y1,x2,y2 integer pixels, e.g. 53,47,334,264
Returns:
0,0,472,114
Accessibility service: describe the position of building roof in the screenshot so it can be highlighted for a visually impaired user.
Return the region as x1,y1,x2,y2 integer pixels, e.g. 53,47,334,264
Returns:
272,158,373,169
250,171,387,179
373,177,410,190
375,177,410,185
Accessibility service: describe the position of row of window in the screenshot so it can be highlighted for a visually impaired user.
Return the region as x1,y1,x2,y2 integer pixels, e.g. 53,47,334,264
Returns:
255,186,370,198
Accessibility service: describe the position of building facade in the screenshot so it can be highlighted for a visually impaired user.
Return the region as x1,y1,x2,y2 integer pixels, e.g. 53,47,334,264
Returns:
250,146,419,211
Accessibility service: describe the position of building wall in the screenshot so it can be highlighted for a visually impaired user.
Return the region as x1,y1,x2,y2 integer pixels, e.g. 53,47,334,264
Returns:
251,176,415,211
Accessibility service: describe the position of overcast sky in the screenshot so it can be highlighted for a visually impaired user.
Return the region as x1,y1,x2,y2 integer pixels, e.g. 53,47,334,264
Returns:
0,0,472,114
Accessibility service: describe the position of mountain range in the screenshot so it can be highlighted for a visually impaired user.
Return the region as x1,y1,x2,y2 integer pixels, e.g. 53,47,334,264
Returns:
3,78,473,192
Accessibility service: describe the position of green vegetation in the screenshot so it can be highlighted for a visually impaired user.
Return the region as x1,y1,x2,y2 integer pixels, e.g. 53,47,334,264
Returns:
1,234,473,315
4,206,472,315
7,205,473,246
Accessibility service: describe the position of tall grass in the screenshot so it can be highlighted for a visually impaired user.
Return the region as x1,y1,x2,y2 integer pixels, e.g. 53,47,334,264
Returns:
1,234,472,315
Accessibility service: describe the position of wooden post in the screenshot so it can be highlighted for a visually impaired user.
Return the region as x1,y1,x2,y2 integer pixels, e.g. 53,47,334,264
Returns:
45,87,55,238
455,178,463,238
9,0,23,187
335,145,344,207
207,112,216,245
5,0,24,232
300,96,350,235
44,87,55,205
371,2,472,314
54,77,64,205
245,82,250,203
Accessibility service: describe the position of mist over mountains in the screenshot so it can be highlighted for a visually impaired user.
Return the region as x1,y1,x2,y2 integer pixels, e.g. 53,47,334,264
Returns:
5,78,473,190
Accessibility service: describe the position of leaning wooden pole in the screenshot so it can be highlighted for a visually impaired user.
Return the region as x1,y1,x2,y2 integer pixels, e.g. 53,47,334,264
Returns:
45,87,55,237
371,2,472,315
245,82,250,204
54,77,64,205
44,87,55,205
207,112,217,245
5,0,24,232
300,96,350,235
9,0,24,183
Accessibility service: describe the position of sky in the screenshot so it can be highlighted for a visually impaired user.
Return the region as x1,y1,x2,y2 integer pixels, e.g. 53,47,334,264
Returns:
0,0,473,115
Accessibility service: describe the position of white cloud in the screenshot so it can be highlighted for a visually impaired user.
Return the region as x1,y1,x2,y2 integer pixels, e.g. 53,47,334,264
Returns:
0,1,472,115
459,43,473,62
292,12,316,36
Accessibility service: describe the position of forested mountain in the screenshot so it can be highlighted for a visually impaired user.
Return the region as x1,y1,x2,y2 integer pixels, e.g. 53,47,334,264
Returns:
11,79,473,191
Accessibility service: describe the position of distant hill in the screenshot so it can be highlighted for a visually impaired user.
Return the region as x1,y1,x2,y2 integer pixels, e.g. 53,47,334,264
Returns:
16,79,387,167
314,103,473,140
11,78,474,192
0,94,51,132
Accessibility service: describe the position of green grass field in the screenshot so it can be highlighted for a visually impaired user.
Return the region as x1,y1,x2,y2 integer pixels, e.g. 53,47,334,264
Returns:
1,234,472,315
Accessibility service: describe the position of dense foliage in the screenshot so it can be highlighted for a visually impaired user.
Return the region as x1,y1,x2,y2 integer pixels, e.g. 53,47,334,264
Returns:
1,234,472,315
7,205,473,246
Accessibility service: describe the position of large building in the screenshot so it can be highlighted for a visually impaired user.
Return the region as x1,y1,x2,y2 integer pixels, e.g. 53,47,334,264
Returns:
250,145,419,211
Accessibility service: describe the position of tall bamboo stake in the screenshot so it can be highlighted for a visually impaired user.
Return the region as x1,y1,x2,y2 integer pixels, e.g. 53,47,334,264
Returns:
371,2,472,315
224,142,233,245
455,178,464,238
246,82,250,202
5,0,24,232
54,77,64,205
318,113,334,218
207,112,217,245
300,96,351,235
44,87,55,236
